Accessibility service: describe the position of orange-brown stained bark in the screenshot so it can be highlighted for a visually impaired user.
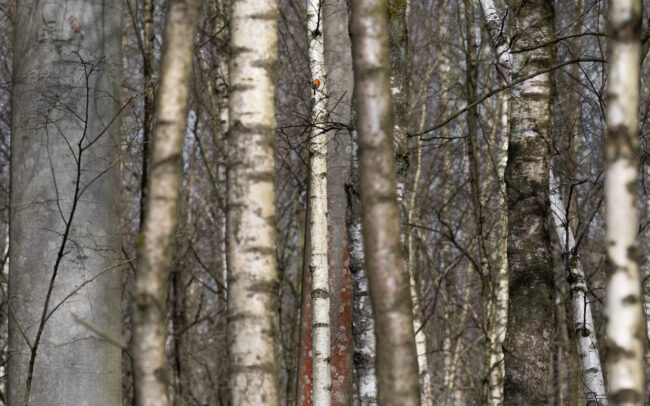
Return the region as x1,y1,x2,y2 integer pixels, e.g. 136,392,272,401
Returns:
329,232,353,406
296,204,314,406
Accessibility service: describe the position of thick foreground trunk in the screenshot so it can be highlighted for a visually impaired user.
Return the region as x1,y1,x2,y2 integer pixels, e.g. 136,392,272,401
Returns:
350,0,421,404
9,1,123,404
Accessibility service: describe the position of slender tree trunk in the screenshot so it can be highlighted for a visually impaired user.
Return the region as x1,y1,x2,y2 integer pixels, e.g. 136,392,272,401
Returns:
503,1,556,404
297,186,314,406
226,0,281,404
140,0,155,227
604,0,644,404
350,0,421,404
9,1,123,404
476,3,510,403
323,1,354,403
307,2,331,405
485,91,509,406
549,170,606,405
132,0,202,404
346,131,378,406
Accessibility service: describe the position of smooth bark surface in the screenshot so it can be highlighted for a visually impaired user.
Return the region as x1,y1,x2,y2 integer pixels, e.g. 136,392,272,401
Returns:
604,0,644,404
503,0,556,404
132,0,202,404
350,0,421,404
9,1,123,404
323,0,354,402
227,0,281,404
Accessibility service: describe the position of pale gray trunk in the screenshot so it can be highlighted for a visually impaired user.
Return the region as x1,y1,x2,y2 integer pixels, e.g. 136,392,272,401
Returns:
323,0,354,402
549,170,606,405
132,0,202,405
227,0,281,404
350,0,421,403
604,0,644,404
9,0,123,404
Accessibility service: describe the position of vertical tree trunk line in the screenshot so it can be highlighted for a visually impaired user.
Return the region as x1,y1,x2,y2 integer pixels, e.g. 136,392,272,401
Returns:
502,0,556,404
604,0,644,404
346,131,378,406
549,169,606,405
323,0,354,402
307,1,331,404
132,0,202,404
226,0,282,403
350,0,421,404
9,0,123,404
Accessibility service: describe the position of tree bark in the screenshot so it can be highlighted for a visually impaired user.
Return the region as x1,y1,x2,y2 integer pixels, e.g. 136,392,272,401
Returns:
9,1,123,404
346,131,378,406
307,1,331,404
323,0,354,402
503,0,556,404
226,0,281,404
350,0,421,404
132,0,202,404
604,0,644,404
549,170,606,405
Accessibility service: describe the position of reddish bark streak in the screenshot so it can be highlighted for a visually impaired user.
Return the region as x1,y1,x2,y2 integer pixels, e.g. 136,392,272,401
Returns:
330,237,353,406
296,255,313,406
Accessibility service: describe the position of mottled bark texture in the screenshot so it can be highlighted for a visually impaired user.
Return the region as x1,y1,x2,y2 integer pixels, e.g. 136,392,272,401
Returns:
140,0,155,227
346,131,378,405
227,0,281,404
323,0,354,403
604,0,644,404
9,0,123,404
503,0,556,404
549,170,606,405
478,3,511,404
350,0,421,404
132,0,202,405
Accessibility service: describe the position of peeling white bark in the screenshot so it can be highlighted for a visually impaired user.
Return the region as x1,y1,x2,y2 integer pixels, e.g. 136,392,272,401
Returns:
549,169,606,405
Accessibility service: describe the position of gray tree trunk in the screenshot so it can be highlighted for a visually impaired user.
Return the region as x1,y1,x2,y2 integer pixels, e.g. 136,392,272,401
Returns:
350,0,421,404
503,0,556,404
323,0,354,402
132,0,202,404
9,1,123,404
227,0,281,404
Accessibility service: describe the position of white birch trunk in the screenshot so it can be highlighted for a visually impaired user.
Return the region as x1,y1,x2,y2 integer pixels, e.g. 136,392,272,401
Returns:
477,0,512,81
604,0,644,404
308,1,331,404
227,0,281,404
549,170,607,405
347,132,378,405
407,116,434,406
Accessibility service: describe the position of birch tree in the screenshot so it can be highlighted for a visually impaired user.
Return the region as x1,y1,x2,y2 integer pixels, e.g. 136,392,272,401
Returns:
549,169,606,405
502,0,556,403
132,0,202,404
226,0,281,404
350,0,420,403
307,1,331,404
604,0,644,404
346,131,378,405
9,0,123,404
